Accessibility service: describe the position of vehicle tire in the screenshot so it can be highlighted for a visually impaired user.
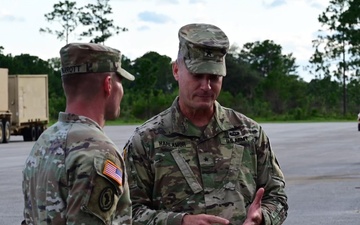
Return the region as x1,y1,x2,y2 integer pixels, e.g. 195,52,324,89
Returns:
36,126,43,140
0,122,3,143
23,127,36,142
30,126,36,141
3,121,10,143
23,128,31,142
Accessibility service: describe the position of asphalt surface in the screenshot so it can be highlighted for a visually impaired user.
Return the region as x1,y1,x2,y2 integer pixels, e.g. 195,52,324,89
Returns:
0,122,359,225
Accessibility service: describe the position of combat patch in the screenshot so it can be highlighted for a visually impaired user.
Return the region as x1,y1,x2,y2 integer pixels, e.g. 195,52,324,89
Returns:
103,160,123,186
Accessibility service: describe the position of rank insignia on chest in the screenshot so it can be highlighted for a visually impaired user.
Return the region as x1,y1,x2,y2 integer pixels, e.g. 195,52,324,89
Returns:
103,160,123,186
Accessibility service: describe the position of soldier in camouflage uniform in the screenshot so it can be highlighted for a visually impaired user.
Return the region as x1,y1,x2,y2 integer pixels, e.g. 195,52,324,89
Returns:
123,23,288,225
22,43,135,225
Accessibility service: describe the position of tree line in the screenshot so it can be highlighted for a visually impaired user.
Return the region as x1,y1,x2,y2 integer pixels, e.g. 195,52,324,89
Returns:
1,0,359,122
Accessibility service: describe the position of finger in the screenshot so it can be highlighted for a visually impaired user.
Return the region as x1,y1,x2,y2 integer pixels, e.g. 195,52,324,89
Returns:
208,215,230,224
253,187,265,204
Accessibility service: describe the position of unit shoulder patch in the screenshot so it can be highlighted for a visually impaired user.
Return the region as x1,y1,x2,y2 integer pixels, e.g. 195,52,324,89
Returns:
99,187,114,212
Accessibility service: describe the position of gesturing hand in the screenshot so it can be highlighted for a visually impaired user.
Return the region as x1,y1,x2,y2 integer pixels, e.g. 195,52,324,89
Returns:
243,188,265,225
182,214,230,225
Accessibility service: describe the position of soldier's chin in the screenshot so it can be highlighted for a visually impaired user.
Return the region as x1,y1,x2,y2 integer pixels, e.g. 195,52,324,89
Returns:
106,111,120,121
194,102,214,110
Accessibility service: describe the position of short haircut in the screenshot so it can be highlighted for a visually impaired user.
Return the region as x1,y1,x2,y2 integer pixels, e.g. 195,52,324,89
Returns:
62,72,113,100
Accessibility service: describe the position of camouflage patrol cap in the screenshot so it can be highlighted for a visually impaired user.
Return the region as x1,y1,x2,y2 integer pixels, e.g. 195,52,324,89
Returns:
178,23,229,76
59,43,135,81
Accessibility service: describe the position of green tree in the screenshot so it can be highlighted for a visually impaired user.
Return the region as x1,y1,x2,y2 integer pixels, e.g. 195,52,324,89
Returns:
346,77,360,114
5,54,51,74
138,51,174,93
223,53,262,102
123,51,175,119
0,53,13,69
309,0,360,116
79,0,128,44
42,57,64,119
238,40,300,115
40,0,79,44
131,55,157,119
307,77,342,116
239,40,298,77
47,57,63,98
339,0,360,65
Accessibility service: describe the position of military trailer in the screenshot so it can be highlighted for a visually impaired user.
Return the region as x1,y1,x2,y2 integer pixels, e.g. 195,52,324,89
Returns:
0,68,49,143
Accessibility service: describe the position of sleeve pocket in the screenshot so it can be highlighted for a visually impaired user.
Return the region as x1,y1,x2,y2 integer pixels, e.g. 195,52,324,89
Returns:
80,157,124,224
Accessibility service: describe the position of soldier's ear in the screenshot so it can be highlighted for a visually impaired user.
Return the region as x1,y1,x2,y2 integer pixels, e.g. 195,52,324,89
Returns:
103,75,112,97
172,60,179,81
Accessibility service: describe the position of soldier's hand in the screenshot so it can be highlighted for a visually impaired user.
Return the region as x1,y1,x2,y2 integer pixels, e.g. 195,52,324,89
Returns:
182,214,229,225
242,187,264,225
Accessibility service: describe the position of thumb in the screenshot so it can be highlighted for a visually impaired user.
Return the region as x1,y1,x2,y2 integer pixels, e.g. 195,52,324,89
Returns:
253,187,265,204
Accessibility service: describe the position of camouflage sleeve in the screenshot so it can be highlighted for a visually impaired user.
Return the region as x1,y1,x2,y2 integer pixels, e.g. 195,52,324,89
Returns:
255,126,288,225
112,169,132,225
124,133,187,225
66,149,129,225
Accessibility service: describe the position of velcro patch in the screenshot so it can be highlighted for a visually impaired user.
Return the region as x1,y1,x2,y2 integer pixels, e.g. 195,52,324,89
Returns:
99,187,114,212
103,160,123,186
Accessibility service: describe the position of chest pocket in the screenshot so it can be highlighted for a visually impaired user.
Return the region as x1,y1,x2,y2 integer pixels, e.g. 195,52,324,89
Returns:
153,143,202,210
171,150,203,194
218,139,257,184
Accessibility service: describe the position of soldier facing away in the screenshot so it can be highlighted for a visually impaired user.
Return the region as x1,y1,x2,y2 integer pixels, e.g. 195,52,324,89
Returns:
22,43,135,225
123,23,288,225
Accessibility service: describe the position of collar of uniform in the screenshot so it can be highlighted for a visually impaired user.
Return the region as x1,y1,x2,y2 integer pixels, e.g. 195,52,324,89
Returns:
170,97,237,136
58,112,103,131
170,97,201,136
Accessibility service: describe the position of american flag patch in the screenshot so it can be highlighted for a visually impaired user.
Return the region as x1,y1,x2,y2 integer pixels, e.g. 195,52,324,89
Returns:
103,160,123,186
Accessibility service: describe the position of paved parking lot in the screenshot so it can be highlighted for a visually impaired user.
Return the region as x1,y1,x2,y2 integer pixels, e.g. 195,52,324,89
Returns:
1,122,359,225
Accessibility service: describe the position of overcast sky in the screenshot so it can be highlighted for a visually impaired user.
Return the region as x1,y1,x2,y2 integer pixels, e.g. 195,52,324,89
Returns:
0,0,330,81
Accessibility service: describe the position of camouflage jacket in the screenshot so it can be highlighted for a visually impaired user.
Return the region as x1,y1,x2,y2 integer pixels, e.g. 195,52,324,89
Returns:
124,98,288,225
22,112,131,225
